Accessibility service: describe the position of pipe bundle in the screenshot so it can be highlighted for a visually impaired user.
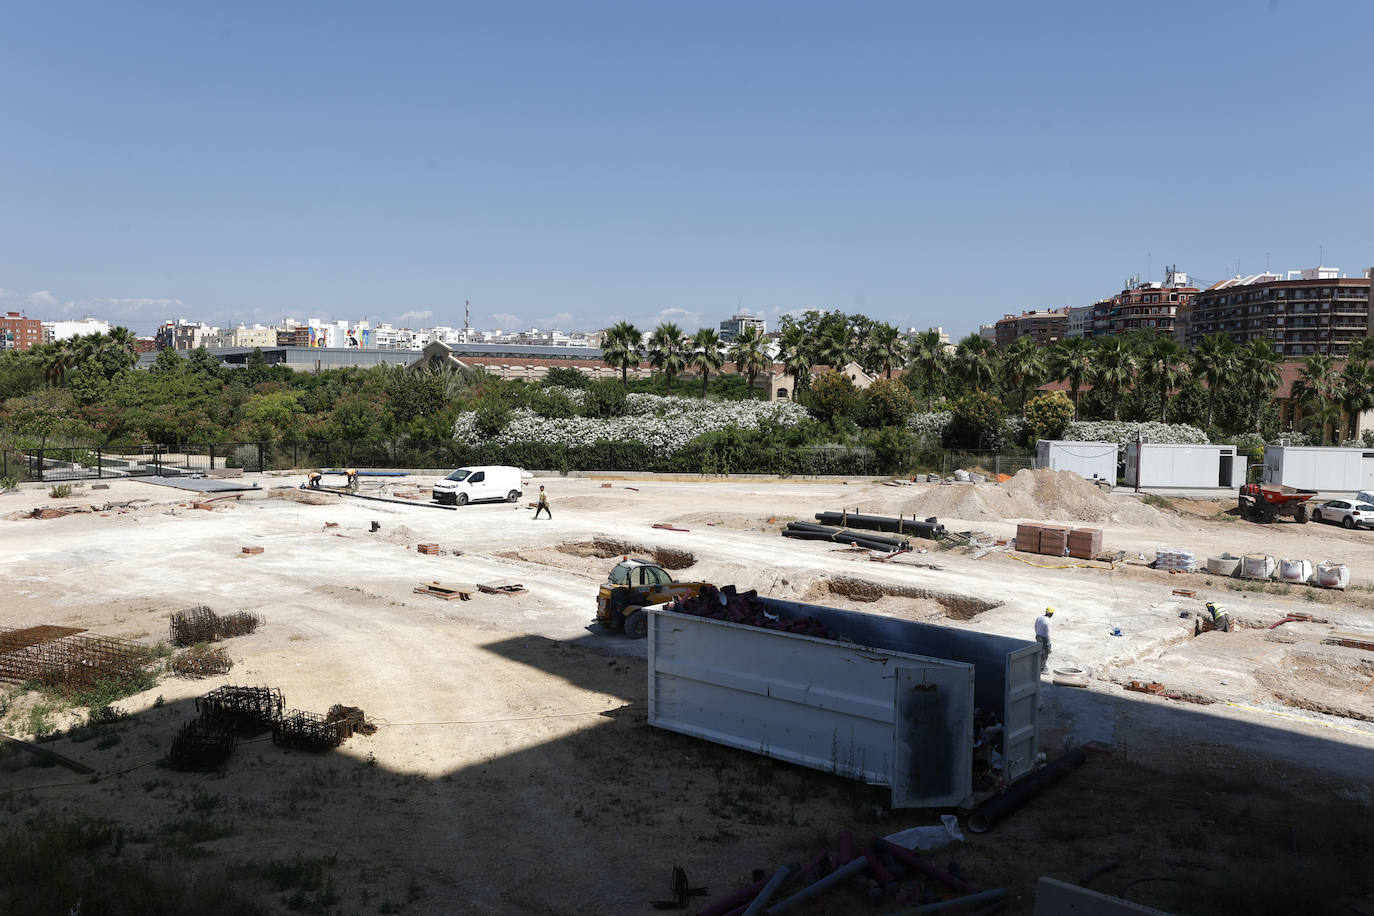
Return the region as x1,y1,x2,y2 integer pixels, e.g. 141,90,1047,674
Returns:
783,521,911,553
813,511,946,540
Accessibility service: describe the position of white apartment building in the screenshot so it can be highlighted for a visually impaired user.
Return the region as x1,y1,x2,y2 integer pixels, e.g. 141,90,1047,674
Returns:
1065,305,1094,338
212,325,278,348
45,318,112,341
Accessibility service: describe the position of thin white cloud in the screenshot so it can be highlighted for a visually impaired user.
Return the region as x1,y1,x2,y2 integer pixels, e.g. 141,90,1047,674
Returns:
395,309,433,324
637,307,703,330
487,312,523,328
0,287,189,328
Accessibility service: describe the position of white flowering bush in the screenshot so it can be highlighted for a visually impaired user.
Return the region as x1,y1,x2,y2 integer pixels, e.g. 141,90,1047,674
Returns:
453,392,810,453
907,411,951,439
1063,421,1209,450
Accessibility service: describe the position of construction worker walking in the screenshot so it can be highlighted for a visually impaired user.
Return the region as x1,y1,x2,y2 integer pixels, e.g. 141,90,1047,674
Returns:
1035,607,1054,673
533,485,552,520
1203,602,1232,633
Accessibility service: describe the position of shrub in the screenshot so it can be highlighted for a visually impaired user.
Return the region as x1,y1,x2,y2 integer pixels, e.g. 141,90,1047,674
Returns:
863,378,917,429
943,390,1005,450
807,371,861,425
867,425,914,473
582,379,628,419
473,400,511,438
1063,420,1209,450
530,389,577,419
48,484,73,499
541,367,589,389
1024,392,1075,444
907,411,952,440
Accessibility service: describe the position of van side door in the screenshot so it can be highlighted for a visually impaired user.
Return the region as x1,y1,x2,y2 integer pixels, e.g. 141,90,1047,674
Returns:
467,470,487,500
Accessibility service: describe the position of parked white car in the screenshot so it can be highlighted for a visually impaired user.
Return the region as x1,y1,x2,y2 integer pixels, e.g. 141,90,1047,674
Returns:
431,465,528,506
1311,499,1374,530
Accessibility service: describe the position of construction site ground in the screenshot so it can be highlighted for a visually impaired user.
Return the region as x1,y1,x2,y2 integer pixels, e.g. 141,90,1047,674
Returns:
2,470,1373,915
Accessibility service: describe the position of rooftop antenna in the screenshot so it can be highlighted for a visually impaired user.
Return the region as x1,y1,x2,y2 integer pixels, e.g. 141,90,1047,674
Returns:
1319,244,1324,265
464,300,471,339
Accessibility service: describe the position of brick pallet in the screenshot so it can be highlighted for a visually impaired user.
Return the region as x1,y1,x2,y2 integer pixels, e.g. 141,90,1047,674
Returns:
1015,523,1103,559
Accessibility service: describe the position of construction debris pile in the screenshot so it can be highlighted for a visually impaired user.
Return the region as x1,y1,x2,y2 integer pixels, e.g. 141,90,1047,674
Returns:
169,684,374,771
169,606,264,646
0,625,147,693
171,645,234,678
671,586,836,639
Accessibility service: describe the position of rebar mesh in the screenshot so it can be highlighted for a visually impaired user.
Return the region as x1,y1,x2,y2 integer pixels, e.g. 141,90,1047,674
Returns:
0,626,146,692
168,716,237,770
169,606,264,646
272,709,342,751
195,685,283,732
171,646,233,678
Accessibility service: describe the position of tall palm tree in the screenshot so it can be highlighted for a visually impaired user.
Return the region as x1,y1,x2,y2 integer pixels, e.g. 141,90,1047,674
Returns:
1291,353,1338,441
1141,337,1190,423
778,324,813,399
688,327,725,399
600,321,642,385
1337,359,1374,442
1238,339,1283,434
951,334,997,391
1192,333,1238,429
1047,337,1093,420
866,323,904,379
815,324,856,371
729,326,770,400
907,329,947,411
34,339,75,387
1000,336,1046,412
647,322,688,394
107,326,140,369
1090,337,1140,421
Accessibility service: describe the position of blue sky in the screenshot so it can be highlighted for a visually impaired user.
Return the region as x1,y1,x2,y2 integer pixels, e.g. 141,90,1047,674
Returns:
2,1,1372,337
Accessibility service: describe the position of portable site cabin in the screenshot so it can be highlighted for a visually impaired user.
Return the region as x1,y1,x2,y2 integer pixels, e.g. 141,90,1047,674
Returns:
1035,440,1118,482
1262,446,1374,493
1124,442,1245,489
647,595,1040,809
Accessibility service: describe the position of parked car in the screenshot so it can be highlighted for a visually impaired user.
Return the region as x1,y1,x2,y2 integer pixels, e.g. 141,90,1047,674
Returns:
431,465,528,506
1311,499,1374,529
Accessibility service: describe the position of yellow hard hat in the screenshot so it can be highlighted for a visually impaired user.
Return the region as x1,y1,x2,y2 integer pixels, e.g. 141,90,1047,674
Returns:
347,468,357,474
1045,607,1055,615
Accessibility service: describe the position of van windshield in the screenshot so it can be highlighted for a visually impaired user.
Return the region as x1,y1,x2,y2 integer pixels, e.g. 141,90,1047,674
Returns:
444,470,471,482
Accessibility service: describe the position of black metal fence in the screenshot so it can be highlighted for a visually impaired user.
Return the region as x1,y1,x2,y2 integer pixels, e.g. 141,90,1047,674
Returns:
0,439,1039,482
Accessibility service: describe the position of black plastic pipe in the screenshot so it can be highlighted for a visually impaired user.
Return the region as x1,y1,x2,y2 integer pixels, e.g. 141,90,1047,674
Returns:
814,512,946,540
967,747,1087,833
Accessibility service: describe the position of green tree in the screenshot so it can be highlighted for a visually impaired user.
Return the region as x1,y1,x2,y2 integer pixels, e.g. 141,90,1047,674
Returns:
601,321,642,385
542,366,588,389
866,322,904,379
1238,339,1283,434
1192,333,1238,429
689,327,726,399
777,324,813,398
1141,337,1190,423
867,425,914,474
863,377,917,428
1291,353,1338,442
729,325,770,400
806,370,860,426
999,336,1046,412
1337,359,1374,442
907,329,948,411
386,369,446,425
242,390,306,441
951,334,997,391
1023,391,1075,443
186,346,221,377
1047,337,1093,420
582,378,628,418
473,399,511,438
943,389,1005,449
647,322,688,395
1090,337,1140,421
815,324,856,370
150,348,184,374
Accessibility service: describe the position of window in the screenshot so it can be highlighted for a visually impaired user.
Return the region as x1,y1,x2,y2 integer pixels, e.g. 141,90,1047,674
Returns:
444,469,471,481
609,565,630,586
468,471,485,483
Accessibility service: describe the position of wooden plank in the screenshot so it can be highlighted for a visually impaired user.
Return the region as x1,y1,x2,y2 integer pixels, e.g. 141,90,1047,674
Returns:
476,581,527,595
413,581,474,601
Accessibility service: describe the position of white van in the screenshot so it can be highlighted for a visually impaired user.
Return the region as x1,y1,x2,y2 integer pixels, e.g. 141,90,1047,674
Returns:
432,466,528,506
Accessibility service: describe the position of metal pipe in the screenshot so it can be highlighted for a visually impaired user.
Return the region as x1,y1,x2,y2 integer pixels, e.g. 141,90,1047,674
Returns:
874,839,979,895
740,864,793,916
883,888,1008,915
838,830,855,864
967,747,1087,833
766,857,869,914
699,874,773,916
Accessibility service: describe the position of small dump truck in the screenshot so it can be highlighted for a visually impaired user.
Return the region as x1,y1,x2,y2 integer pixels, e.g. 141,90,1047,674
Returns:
595,558,707,638
1238,483,1317,524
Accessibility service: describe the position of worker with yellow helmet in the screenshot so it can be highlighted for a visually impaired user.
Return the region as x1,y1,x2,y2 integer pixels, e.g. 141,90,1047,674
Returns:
1204,601,1232,633
1035,607,1055,673
345,468,359,491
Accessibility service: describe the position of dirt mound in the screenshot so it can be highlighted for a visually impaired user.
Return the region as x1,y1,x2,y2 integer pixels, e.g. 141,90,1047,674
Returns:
864,468,1185,528
268,488,337,506
801,575,1000,620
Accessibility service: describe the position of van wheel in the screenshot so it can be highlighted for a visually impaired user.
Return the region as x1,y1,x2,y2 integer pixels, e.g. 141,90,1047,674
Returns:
456,493,469,506
623,608,648,639
507,490,520,503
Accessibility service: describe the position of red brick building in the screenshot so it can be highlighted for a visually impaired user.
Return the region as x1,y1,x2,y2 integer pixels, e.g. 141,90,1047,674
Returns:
0,311,44,351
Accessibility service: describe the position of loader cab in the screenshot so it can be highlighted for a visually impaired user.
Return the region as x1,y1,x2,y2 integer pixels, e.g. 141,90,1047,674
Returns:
596,558,705,638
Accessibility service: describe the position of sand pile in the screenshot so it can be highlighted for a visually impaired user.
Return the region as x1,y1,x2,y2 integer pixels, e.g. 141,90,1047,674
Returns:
861,468,1186,528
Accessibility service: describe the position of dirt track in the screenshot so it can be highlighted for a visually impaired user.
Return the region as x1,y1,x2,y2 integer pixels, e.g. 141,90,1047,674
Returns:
2,471,1373,913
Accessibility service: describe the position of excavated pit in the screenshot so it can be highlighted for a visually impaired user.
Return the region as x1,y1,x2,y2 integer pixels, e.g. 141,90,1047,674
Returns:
1256,649,1374,723
497,538,696,575
801,575,1002,621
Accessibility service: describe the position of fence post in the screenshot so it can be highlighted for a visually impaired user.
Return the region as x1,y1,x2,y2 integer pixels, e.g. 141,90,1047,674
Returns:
995,454,1000,478
154,445,161,476
209,444,215,470
97,447,103,479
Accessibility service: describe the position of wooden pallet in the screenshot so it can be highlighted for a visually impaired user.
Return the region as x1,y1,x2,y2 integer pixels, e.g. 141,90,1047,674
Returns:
476,581,526,595
241,546,264,555
413,581,473,601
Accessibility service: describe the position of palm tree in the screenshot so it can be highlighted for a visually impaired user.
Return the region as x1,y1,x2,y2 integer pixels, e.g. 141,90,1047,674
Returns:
1000,336,1046,412
1238,339,1282,434
1337,359,1374,442
34,339,76,387
601,321,642,385
815,324,855,371
777,324,813,399
107,326,140,369
647,322,688,394
951,334,997,390
1141,338,1190,423
1192,333,1238,429
688,327,725,399
907,329,947,411
729,326,770,400
1047,337,1093,420
1090,337,1140,421
866,323,904,379
1291,353,1338,441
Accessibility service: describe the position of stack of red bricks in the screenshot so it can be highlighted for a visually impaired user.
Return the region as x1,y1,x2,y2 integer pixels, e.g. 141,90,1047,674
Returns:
416,544,441,556
1015,523,1103,559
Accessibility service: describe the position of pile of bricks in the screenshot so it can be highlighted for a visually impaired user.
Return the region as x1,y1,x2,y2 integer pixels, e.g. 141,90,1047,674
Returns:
1015,523,1102,559
1127,680,1166,695
416,544,441,556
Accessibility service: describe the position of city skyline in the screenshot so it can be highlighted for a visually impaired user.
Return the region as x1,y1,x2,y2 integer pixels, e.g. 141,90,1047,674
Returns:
4,3,1374,337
